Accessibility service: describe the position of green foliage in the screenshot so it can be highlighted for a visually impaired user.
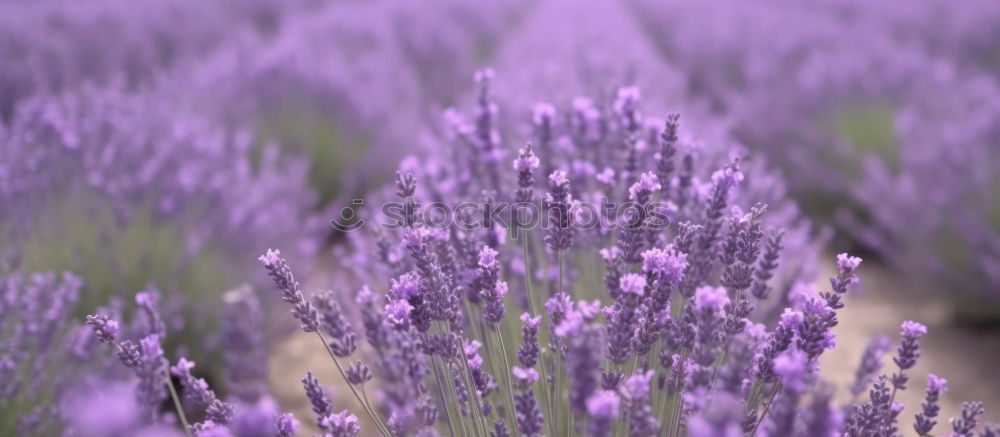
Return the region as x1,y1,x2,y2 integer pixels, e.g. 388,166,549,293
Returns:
255,103,370,208
832,102,900,175
16,194,232,317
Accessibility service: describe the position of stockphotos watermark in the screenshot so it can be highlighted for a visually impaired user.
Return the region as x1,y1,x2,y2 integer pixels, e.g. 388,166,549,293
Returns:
329,198,673,233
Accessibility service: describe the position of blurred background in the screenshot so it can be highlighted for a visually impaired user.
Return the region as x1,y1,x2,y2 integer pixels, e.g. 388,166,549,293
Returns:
1,0,998,434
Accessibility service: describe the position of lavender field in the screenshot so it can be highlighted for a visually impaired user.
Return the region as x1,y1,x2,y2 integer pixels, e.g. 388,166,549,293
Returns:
2,0,999,436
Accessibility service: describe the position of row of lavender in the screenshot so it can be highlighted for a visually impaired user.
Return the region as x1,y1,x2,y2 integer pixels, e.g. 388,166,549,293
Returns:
0,0,532,433
2,0,999,435
631,0,1000,306
87,77,997,436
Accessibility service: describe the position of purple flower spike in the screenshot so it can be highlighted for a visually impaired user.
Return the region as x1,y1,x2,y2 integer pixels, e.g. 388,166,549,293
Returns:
892,320,927,391
628,172,661,202
914,374,947,436
513,143,541,173
694,286,729,313
275,413,299,437
619,273,647,296
544,170,575,253
384,299,413,330
517,312,542,368
641,247,688,284
586,390,620,437
85,314,119,344
301,371,333,421
259,249,320,333
512,366,539,386
773,349,810,394
320,410,360,437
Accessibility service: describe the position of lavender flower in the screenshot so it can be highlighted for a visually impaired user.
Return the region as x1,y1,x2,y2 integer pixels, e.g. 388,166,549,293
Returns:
950,402,985,437
319,411,361,437
850,335,892,399
511,367,544,436
302,371,333,424
85,314,119,344
275,413,299,437
514,142,540,203
544,170,575,254
314,290,359,357
891,320,927,391
259,249,320,333
516,313,542,368
914,374,947,436
621,371,660,436
586,391,620,437
605,274,646,364
476,246,509,324
346,361,373,386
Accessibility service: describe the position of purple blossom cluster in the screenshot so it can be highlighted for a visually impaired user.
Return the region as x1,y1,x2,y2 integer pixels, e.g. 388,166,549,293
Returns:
257,72,993,436
631,0,1000,304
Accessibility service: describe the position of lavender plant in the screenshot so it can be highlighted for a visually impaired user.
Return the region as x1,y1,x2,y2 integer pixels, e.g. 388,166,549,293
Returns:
243,73,992,436
631,0,1000,307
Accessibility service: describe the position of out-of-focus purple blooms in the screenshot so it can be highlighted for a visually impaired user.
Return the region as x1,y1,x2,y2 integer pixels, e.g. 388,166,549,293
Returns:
227,396,280,437
687,392,744,437
621,371,660,436
319,410,361,437
385,299,414,330
773,349,809,393
586,391,620,437
275,413,298,437
628,172,662,202
850,335,892,399
545,292,572,327
642,247,688,284
802,385,844,437
61,381,150,437
619,273,647,296
346,361,373,386
694,286,729,313
221,286,269,403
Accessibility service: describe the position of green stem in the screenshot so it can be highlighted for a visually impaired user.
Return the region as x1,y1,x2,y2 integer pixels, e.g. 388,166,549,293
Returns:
521,234,537,315
459,357,489,437
750,383,782,436
558,251,565,296
442,356,471,437
495,328,520,435
430,357,459,437
117,341,190,437
316,332,392,436
165,372,191,436
450,327,489,437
